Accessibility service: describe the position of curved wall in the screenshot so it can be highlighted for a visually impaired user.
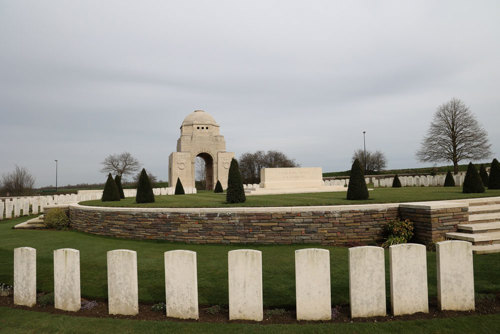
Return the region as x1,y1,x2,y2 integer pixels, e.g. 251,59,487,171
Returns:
69,204,400,245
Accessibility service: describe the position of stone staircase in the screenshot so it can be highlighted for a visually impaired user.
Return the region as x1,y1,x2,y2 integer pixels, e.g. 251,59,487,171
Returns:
14,214,46,229
446,199,500,254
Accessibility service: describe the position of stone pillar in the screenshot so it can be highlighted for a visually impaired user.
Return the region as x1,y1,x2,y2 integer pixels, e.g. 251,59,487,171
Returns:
164,250,199,320
107,249,139,315
14,247,36,307
295,248,331,321
349,246,386,318
54,248,81,311
217,152,235,189
436,241,475,311
390,243,428,316
169,152,194,189
228,249,263,321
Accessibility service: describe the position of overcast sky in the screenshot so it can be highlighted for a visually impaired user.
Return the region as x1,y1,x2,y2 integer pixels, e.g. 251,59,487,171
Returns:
1,0,499,187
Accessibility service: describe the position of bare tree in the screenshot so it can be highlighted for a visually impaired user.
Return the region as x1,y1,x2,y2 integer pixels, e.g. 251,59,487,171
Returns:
417,98,492,174
101,152,141,179
133,170,157,187
351,149,387,174
239,150,298,184
1,165,36,196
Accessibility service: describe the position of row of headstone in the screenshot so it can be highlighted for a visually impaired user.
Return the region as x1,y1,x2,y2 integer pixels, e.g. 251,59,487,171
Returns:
323,179,349,187
372,174,464,188
13,241,474,320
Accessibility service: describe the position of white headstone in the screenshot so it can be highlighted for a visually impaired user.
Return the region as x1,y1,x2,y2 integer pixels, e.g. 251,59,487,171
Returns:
373,179,379,187
349,246,386,318
5,200,13,219
13,199,20,217
436,241,475,311
31,198,39,215
107,249,138,315
295,248,331,320
390,243,428,315
164,250,199,319
228,249,263,321
23,198,30,216
0,201,4,220
54,248,81,311
14,247,36,307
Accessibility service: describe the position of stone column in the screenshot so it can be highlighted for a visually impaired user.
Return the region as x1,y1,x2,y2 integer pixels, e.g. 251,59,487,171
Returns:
107,249,139,315
295,248,331,321
14,247,36,307
54,248,81,311
349,246,386,318
228,249,263,321
390,243,428,316
436,240,475,311
164,250,199,320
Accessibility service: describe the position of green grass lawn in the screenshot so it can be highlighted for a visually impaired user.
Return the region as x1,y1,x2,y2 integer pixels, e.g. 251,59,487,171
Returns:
1,217,499,308
1,307,499,334
81,187,500,208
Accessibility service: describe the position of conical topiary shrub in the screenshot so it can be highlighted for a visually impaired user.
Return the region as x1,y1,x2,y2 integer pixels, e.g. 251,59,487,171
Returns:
444,170,455,187
115,175,125,199
392,174,402,188
136,168,155,203
347,159,369,200
488,159,500,189
214,180,223,193
102,173,120,202
226,158,246,203
175,178,185,195
479,165,489,188
463,162,485,193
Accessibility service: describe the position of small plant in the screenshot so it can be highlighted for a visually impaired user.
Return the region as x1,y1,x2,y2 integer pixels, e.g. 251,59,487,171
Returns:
463,162,485,193
382,218,414,248
38,292,54,306
0,283,13,296
226,158,246,203
205,305,222,315
44,208,69,230
347,159,368,200
392,174,402,188
102,173,120,201
443,170,455,187
81,300,98,310
115,175,125,199
175,178,185,195
136,168,155,203
151,302,166,312
214,180,223,193
489,158,500,189
264,308,288,317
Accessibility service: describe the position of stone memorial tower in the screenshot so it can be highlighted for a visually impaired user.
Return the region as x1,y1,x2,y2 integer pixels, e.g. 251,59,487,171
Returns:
169,110,234,190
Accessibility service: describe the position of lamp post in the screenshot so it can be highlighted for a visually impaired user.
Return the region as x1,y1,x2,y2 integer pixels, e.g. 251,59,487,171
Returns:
55,160,58,192
363,131,366,173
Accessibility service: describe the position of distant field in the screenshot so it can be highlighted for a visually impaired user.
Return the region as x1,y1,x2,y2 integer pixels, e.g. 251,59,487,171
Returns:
81,187,500,208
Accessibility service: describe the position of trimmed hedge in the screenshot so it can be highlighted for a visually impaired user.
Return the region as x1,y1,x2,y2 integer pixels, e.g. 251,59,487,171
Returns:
136,168,155,203
489,158,500,189
102,173,120,202
392,174,402,188
347,159,369,200
443,170,455,187
226,158,246,203
115,175,125,199
175,178,185,195
479,165,489,188
463,162,485,193
214,180,223,193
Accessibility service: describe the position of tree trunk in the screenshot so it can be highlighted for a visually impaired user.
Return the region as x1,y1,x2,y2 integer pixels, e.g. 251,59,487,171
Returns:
454,161,459,174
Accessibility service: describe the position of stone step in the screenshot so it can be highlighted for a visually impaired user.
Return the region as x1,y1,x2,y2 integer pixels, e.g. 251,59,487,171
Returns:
468,199,500,207
468,204,500,214
446,231,500,245
457,222,500,233
472,244,500,254
14,221,45,229
468,212,500,223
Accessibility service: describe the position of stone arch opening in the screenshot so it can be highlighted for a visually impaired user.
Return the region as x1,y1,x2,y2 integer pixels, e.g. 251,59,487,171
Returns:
195,153,214,190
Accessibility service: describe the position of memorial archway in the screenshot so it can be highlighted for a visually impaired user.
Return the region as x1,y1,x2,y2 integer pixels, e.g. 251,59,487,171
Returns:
169,110,234,190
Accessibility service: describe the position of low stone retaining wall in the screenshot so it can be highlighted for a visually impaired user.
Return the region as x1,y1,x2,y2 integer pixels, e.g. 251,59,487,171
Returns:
69,204,399,246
